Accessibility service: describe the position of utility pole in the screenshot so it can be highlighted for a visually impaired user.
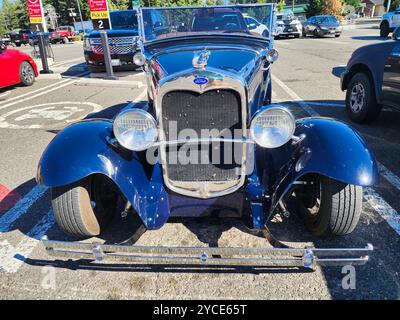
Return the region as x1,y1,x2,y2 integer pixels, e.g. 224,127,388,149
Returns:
387,0,391,13
76,0,86,34
68,8,77,25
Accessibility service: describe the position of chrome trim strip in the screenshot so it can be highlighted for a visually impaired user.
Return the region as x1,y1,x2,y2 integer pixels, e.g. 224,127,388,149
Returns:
42,239,373,268
153,137,256,147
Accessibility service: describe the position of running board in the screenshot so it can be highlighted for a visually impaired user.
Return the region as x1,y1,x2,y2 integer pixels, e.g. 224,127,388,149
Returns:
41,239,373,269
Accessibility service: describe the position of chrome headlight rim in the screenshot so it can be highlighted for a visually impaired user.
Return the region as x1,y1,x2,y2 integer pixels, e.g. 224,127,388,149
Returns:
250,106,296,149
133,51,146,66
113,108,158,151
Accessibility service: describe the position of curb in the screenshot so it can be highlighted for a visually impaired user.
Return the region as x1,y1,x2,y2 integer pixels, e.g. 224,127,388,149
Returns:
77,78,144,88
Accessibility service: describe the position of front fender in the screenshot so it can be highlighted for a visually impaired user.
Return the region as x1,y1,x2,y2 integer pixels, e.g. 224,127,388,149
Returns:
268,118,379,211
37,119,169,229
297,118,379,185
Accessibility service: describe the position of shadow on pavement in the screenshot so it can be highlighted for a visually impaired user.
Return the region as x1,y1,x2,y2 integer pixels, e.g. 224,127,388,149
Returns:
351,36,390,41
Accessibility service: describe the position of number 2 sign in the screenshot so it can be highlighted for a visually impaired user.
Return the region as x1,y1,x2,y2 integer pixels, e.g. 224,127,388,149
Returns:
89,0,112,30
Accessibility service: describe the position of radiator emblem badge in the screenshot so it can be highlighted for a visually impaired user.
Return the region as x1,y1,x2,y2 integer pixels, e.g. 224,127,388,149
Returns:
193,77,208,85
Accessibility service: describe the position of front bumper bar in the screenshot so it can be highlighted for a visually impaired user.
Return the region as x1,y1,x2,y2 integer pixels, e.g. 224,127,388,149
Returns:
42,239,373,269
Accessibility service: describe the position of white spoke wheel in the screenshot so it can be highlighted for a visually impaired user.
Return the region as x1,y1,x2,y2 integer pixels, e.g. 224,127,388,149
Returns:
345,72,381,123
19,61,35,86
51,175,119,238
295,175,363,237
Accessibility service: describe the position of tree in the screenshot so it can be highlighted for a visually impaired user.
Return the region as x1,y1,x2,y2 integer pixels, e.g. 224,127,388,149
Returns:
278,0,285,13
305,0,324,18
323,0,343,20
344,0,361,9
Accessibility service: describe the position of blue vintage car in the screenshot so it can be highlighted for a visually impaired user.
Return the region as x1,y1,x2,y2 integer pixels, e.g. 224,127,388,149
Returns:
37,3,377,268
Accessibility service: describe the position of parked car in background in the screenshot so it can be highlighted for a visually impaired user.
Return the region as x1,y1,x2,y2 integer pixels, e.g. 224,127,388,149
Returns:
1,33,11,46
8,31,28,47
84,10,140,72
243,13,269,37
274,10,303,38
50,26,76,44
380,8,400,37
341,27,400,123
0,41,38,89
303,15,342,37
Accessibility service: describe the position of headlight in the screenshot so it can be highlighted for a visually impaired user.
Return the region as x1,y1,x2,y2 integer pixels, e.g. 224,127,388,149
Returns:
133,52,146,66
113,109,158,151
250,106,296,148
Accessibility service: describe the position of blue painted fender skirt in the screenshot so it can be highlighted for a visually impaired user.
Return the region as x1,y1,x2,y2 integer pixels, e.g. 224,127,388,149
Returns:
37,119,169,229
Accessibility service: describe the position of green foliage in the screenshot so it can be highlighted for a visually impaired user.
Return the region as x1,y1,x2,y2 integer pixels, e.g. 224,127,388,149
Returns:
305,0,325,18
344,0,361,9
277,0,285,13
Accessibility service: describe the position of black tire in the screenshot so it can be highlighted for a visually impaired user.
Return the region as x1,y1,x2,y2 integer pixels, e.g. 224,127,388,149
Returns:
19,61,35,86
294,33,300,38
296,175,363,237
335,34,341,38
51,175,119,238
15,43,21,47
314,29,320,37
345,72,381,123
380,22,390,37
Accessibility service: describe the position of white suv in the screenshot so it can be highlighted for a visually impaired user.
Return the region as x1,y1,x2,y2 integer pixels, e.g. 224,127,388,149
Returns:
380,8,400,37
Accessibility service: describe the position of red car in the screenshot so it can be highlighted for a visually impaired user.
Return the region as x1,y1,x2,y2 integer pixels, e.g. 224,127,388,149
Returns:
0,41,38,89
50,26,76,44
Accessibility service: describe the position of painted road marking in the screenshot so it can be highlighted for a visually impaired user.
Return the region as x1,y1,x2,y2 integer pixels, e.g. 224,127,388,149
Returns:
0,79,72,107
0,71,89,109
0,185,48,234
364,188,400,235
0,91,11,99
0,101,102,129
0,80,78,112
272,75,400,236
0,210,55,273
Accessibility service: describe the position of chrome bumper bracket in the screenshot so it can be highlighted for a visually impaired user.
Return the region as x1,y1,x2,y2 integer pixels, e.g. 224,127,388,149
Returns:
42,239,373,269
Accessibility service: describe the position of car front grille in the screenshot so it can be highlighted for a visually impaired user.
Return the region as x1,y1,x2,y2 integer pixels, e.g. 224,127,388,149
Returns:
161,90,243,182
90,36,137,55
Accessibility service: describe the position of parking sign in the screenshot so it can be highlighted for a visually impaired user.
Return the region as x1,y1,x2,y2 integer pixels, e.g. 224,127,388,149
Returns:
89,0,112,30
26,0,46,32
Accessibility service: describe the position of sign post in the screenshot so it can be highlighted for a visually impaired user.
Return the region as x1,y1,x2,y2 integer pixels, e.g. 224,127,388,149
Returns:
27,0,52,74
89,0,112,30
27,0,47,33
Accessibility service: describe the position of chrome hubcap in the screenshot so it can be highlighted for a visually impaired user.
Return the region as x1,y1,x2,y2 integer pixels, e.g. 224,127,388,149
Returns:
22,64,34,83
349,83,365,113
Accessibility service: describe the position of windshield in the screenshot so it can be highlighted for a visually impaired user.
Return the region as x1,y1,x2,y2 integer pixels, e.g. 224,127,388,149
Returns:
140,4,273,42
110,11,138,30
315,16,338,24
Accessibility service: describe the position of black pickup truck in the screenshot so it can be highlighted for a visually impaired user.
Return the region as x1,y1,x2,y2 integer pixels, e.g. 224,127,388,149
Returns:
83,10,140,72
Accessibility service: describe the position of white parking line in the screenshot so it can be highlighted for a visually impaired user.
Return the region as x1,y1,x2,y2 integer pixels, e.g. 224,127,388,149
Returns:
0,91,11,98
0,80,77,112
364,188,400,235
0,79,71,106
0,185,48,233
0,210,55,273
272,74,400,236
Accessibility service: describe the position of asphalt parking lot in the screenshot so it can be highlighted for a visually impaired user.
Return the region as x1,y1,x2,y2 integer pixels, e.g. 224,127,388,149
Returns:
0,24,399,300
